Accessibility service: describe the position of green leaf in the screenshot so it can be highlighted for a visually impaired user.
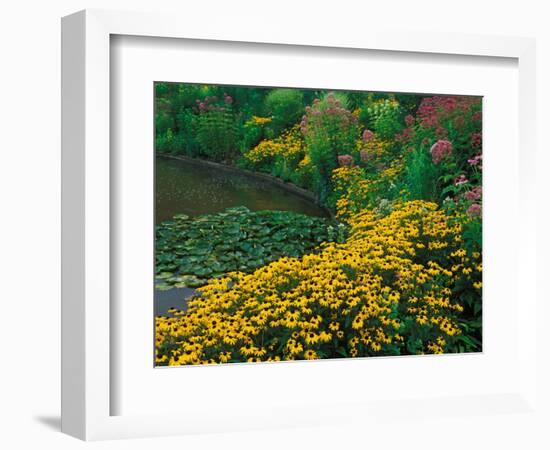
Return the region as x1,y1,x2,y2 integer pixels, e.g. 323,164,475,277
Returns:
155,207,343,289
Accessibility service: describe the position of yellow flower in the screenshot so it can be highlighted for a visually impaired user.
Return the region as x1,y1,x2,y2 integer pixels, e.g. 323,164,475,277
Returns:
304,349,318,360
251,116,272,125
155,201,476,366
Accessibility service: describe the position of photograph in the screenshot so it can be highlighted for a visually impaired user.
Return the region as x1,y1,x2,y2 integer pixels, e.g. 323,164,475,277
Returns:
153,83,483,366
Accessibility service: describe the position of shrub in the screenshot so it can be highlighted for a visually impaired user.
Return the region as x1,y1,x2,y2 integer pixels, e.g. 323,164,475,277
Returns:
265,88,304,134
330,157,403,217
363,98,404,140
403,145,441,202
289,154,315,190
242,125,305,179
414,96,481,163
172,109,200,156
329,166,370,215
195,96,239,161
396,96,482,205
241,116,272,152
155,128,174,153
301,93,359,203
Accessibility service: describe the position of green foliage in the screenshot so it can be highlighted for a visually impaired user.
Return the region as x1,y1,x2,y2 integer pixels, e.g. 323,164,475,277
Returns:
394,93,423,115
239,126,311,190
344,91,372,110
155,207,345,290
240,118,267,152
308,137,337,202
403,146,440,202
220,86,268,116
363,98,403,140
289,161,314,190
173,109,200,156
396,96,482,206
303,93,359,203
155,128,174,153
321,91,350,109
265,88,304,134
196,109,239,161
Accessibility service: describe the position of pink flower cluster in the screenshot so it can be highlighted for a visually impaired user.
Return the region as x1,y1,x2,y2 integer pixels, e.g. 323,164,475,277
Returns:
467,203,482,217
463,186,482,201
405,114,415,127
430,139,453,164
301,93,357,136
337,154,354,167
359,149,370,162
454,174,469,186
454,116,465,128
362,129,375,142
395,127,414,143
468,154,482,166
195,95,230,113
417,96,479,129
470,132,482,149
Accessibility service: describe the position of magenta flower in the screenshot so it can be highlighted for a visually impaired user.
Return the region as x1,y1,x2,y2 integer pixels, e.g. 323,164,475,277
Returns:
435,126,448,139
337,154,354,167
397,127,412,141
417,96,479,130
454,174,469,186
359,149,370,162
362,129,374,142
430,139,453,164
405,114,415,126
471,132,482,149
467,203,482,217
464,186,482,201
468,154,483,166
454,116,465,128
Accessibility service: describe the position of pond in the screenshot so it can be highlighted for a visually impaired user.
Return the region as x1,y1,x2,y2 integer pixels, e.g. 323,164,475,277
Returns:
155,156,329,316
155,156,328,223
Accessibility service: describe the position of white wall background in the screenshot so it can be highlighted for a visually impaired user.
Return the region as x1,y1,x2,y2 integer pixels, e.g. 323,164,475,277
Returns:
0,0,548,448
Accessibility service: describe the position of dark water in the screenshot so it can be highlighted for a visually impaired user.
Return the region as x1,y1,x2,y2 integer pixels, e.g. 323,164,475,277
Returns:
155,156,328,223
155,156,328,316
155,286,197,317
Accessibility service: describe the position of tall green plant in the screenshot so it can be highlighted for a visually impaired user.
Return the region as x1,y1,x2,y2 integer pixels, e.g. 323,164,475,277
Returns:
403,146,440,201
301,93,359,203
194,94,239,161
364,98,403,140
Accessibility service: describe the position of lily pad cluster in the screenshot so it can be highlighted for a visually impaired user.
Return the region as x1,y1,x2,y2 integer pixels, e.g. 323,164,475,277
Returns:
155,206,346,290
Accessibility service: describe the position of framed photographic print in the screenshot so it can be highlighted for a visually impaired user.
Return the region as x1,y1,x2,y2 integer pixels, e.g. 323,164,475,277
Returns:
153,83,483,367
62,9,539,441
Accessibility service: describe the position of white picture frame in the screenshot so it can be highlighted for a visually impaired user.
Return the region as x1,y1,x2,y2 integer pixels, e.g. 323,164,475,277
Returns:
61,9,538,441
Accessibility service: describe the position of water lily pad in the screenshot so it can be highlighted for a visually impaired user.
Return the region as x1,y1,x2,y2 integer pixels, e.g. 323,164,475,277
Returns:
156,271,174,279
155,206,346,289
156,283,173,291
